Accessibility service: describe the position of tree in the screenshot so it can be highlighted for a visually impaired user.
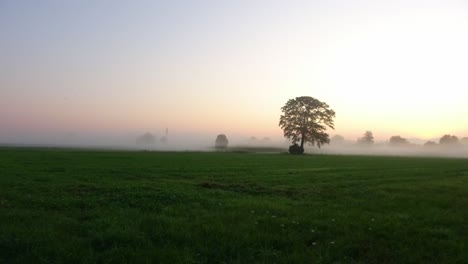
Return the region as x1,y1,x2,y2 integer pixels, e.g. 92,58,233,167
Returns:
136,132,156,145
215,134,229,150
461,137,468,145
279,96,335,153
389,135,409,146
424,141,437,147
331,135,345,145
358,131,374,145
439,134,458,145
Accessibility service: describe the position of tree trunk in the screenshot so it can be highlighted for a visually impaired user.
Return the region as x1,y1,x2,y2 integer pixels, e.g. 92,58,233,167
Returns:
300,133,305,148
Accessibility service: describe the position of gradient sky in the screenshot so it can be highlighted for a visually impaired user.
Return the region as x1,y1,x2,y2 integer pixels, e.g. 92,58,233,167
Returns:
1,0,468,145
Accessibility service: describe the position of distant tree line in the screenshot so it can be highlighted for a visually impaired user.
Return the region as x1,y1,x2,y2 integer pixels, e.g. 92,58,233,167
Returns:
331,132,467,148
136,128,169,147
215,95,467,155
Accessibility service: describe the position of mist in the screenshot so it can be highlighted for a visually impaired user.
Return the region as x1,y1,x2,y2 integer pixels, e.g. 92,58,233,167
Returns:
313,143,468,159
0,129,283,152
2,129,468,159
1,1,468,158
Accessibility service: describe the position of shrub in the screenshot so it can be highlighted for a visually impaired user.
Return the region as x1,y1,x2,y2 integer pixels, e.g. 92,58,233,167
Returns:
288,143,304,155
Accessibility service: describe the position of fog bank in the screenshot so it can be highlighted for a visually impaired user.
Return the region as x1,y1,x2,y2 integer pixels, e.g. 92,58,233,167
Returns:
2,132,468,159
310,144,468,159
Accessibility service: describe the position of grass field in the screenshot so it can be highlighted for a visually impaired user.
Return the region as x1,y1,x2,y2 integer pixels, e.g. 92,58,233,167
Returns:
0,147,467,263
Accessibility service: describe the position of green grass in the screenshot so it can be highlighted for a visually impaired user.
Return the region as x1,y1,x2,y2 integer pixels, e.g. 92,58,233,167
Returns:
0,147,467,263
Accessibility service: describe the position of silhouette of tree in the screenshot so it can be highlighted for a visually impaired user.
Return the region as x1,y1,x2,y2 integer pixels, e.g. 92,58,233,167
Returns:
461,137,468,145
358,131,374,145
389,135,409,146
424,141,437,147
439,134,459,145
279,96,335,154
215,134,229,150
136,132,156,145
331,135,345,145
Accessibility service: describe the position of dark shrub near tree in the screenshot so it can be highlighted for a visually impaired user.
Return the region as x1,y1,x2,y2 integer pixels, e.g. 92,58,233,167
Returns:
288,143,304,155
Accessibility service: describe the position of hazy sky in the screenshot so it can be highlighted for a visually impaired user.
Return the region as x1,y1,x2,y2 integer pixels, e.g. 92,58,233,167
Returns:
1,0,468,144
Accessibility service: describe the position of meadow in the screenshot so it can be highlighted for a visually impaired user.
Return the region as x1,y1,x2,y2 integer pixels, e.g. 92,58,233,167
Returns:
0,147,467,263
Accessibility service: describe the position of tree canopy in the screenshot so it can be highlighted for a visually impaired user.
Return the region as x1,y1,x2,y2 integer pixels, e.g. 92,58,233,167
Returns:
389,135,409,146
358,131,374,145
215,134,229,150
136,132,156,145
461,137,468,145
424,141,437,147
331,135,345,145
439,134,458,145
279,96,335,150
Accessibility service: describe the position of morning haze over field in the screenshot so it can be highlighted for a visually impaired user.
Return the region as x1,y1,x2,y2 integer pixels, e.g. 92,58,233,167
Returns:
2,1,468,263
1,0,468,150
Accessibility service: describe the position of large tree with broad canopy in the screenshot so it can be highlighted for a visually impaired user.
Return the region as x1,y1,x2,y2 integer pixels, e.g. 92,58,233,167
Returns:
279,96,335,151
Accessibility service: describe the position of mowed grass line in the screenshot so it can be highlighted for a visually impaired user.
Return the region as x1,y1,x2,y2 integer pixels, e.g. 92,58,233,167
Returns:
0,148,467,263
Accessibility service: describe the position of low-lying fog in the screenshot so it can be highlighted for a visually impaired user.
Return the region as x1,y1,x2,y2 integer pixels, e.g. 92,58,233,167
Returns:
313,143,468,159
1,131,468,159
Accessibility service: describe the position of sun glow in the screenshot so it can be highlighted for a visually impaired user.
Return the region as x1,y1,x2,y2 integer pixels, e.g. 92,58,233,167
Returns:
1,1,468,145
314,4,468,139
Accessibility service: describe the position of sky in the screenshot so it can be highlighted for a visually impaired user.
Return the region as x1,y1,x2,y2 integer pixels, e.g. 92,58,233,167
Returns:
1,0,468,146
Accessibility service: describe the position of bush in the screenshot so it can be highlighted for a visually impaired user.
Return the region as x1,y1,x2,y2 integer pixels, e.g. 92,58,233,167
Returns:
288,143,304,155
